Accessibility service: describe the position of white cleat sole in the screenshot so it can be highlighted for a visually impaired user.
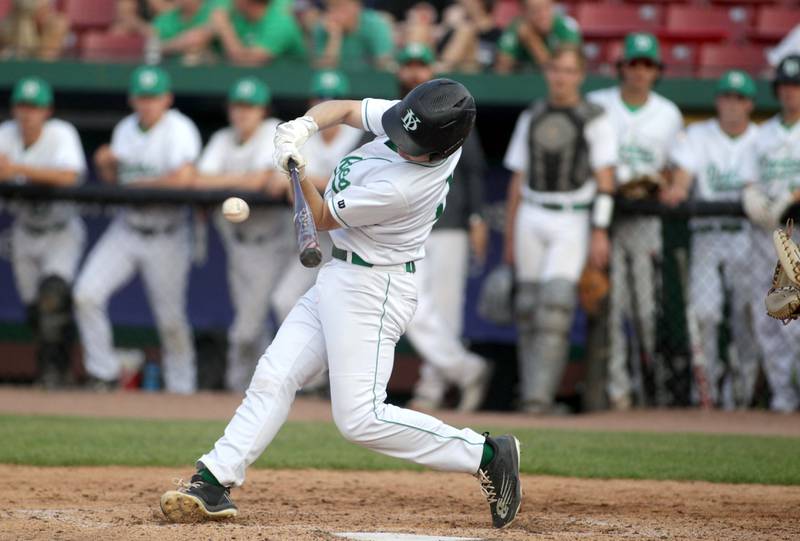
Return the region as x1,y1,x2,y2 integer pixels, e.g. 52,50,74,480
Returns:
160,490,238,523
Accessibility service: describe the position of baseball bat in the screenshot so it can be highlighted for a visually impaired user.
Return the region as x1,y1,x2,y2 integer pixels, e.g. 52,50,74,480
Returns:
288,158,323,268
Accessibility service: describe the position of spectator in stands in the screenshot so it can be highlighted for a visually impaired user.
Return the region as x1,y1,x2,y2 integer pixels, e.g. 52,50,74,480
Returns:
313,0,393,70
495,0,580,74
503,45,616,413
587,32,683,410
0,77,87,388
0,0,69,60
150,0,220,62
210,0,307,65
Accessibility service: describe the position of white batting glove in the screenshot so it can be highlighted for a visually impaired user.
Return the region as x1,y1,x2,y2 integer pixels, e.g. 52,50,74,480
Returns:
273,141,307,175
275,116,319,150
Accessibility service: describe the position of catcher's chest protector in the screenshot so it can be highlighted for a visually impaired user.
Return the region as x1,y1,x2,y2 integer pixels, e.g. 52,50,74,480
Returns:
525,100,603,193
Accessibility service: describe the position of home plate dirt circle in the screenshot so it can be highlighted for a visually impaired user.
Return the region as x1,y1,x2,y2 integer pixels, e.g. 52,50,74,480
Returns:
335,534,482,541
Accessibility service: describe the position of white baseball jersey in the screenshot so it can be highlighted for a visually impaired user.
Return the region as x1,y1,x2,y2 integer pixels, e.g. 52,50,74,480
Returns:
110,109,201,228
198,118,290,236
753,115,800,198
587,87,683,183
502,105,617,205
670,119,760,202
324,98,461,265
0,118,86,226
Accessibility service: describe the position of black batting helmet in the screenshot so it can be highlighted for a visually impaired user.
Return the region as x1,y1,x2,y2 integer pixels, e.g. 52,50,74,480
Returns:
381,78,476,160
774,54,800,95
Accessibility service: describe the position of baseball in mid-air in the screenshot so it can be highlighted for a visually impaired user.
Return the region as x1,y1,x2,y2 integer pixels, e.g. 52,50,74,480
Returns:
222,197,249,223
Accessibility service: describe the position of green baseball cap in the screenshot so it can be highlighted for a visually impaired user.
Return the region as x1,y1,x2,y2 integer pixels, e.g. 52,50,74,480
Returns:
717,69,756,98
129,65,171,97
396,43,434,66
228,76,271,106
310,70,350,99
11,77,53,108
622,32,661,64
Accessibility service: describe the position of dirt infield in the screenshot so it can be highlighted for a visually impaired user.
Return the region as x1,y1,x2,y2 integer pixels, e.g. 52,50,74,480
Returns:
2,387,800,540
1,466,799,541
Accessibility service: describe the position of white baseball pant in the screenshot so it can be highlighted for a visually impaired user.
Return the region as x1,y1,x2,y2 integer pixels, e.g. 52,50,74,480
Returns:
215,212,294,391
688,222,759,408
74,218,196,394
406,229,479,403
11,217,86,303
607,216,660,403
199,259,486,487
751,228,800,412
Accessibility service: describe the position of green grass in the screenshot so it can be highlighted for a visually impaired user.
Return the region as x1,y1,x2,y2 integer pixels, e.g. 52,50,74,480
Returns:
1,414,798,485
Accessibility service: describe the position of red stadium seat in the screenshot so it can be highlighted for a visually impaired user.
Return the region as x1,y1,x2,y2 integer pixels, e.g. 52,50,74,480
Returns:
0,0,12,20
698,43,767,78
751,7,800,42
81,32,144,62
576,3,662,39
63,0,116,31
662,6,747,42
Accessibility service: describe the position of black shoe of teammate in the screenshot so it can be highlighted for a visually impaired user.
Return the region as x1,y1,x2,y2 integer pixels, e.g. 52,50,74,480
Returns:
160,473,238,522
476,434,522,528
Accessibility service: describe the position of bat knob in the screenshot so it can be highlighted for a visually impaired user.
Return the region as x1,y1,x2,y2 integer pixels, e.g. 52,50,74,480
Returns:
300,247,323,268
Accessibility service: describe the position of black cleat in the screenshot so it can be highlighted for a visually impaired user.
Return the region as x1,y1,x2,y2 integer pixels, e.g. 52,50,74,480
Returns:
476,434,522,529
160,474,238,522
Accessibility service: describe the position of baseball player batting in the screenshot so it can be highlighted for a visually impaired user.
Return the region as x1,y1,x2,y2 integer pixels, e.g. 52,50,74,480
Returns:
160,79,522,529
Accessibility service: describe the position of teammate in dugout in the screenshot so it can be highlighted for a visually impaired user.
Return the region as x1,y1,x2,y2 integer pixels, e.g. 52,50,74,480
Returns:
0,77,87,387
742,54,800,412
393,43,492,413
193,76,294,392
503,44,617,414
160,79,522,529
587,32,683,410
668,70,761,408
74,66,201,393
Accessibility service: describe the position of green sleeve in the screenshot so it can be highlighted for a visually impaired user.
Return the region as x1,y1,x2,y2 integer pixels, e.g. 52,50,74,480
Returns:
365,11,393,58
152,11,178,40
497,20,521,58
257,10,307,58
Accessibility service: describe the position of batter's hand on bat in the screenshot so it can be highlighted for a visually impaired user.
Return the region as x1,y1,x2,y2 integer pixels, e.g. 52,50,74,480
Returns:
274,117,319,173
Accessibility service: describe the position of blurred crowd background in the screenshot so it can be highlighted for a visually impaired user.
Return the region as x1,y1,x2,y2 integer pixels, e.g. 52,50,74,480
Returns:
1,0,800,416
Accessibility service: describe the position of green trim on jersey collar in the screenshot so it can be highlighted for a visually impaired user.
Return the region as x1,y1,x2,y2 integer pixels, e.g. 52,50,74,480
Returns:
622,100,644,113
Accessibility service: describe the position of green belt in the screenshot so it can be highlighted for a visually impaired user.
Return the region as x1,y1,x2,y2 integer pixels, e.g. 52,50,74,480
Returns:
332,246,416,273
692,223,744,234
539,201,592,212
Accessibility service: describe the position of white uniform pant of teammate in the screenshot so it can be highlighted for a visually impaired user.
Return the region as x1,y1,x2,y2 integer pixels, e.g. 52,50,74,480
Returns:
688,224,759,408
406,229,484,404
74,219,196,393
607,216,660,404
11,218,86,303
751,228,800,412
199,259,486,486
216,213,294,391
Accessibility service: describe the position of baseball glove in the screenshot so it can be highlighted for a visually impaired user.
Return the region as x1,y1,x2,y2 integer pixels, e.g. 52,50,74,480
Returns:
765,221,800,324
617,174,665,200
578,266,609,316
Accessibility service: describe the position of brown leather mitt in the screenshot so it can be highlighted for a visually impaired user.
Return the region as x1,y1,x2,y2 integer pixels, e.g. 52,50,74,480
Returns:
617,174,665,200
766,221,800,324
578,266,609,316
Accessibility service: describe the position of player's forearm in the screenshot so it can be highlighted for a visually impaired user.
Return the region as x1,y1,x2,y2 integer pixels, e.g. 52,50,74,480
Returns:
671,168,693,195
12,164,79,186
299,174,340,231
161,27,213,54
318,34,343,68
594,166,615,195
504,173,522,239
129,164,194,188
495,53,515,74
228,47,271,66
305,100,364,131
